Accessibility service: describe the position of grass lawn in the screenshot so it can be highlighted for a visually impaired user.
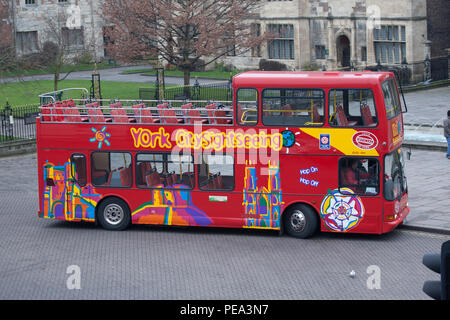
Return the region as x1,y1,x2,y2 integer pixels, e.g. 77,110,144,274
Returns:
0,62,119,78
0,80,158,108
121,68,240,80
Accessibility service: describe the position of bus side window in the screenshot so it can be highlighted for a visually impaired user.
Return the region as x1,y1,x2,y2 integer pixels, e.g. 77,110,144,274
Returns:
91,152,132,188
237,88,258,125
136,153,194,189
328,89,378,127
198,154,234,191
339,158,379,195
71,153,87,186
262,88,325,126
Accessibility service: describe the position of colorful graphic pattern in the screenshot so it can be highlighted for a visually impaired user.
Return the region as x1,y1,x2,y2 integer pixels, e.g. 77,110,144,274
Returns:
89,126,111,149
131,185,212,226
242,162,283,229
320,188,365,232
42,160,101,222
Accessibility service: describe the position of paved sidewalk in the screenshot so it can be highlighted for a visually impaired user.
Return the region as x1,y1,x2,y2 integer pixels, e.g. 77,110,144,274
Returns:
0,65,226,86
401,148,450,234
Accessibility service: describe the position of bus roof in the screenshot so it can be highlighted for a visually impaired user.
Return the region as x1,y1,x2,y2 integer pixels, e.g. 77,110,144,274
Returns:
232,71,394,88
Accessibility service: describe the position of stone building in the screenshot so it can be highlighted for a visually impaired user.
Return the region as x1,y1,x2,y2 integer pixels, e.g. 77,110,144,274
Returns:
5,0,435,83
222,0,430,83
10,0,104,61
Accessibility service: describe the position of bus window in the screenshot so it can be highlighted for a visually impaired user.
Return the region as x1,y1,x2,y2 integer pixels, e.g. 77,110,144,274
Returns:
70,153,87,186
198,154,234,191
91,152,132,188
237,88,258,125
382,79,401,120
328,89,378,127
262,88,324,126
136,153,194,189
384,148,407,201
339,158,379,195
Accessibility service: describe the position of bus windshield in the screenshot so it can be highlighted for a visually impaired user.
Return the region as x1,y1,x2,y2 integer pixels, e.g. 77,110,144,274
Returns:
384,148,407,201
382,79,401,120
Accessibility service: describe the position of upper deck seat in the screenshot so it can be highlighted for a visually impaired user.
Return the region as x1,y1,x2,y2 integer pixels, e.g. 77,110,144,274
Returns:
214,109,232,125
64,99,89,122
186,108,208,124
161,105,184,124
40,103,52,122
110,102,136,123
132,103,144,121
336,105,357,127
86,102,112,123
205,104,216,124
360,103,377,127
53,101,65,122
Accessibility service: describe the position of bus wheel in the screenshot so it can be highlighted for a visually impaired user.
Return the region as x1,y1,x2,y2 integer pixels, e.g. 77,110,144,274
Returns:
97,197,131,231
283,204,318,239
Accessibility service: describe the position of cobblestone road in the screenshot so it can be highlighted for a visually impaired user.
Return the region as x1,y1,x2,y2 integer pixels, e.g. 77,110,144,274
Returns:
0,154,448,300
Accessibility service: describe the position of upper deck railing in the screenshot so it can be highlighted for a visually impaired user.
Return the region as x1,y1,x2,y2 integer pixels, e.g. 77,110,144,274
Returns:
38,88,237,126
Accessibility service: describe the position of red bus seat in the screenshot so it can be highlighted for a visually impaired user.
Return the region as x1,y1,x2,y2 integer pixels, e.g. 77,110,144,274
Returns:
360,104,376,127
64,100,88,122
86,102,112,123
119,166,132,187
41,104,52,122
336,105,357,126
282,104,293,117
132,103,144,121
205,104,216,124
110,102,136,123
53,101,65,122
214,110,232,124
312,103,321,123
181,103,193,122
163,108,184,124
186,109,208,124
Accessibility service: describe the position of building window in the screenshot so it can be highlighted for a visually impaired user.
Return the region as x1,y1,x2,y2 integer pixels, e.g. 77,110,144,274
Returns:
251,23,262,57
315,45,326,60
361,46,367,62
62,28,84,50
25,0,36,4
267,24,294,60
198,154,234,191
373,25,406,64
16,31,39,55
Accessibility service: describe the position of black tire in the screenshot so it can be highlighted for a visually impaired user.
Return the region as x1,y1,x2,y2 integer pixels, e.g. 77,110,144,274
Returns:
97,197,131,231
283,204,318,239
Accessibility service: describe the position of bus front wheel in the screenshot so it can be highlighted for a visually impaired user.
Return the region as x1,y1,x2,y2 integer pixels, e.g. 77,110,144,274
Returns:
283,204,318,239
97,197,131,231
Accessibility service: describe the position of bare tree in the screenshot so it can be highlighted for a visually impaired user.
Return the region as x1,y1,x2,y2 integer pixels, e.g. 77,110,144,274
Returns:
0,0,17,75
41,8,92,91
103,0,267,91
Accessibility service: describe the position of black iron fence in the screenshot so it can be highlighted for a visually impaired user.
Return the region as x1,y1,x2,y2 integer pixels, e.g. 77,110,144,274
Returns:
0,103,39,144
139,79,233,102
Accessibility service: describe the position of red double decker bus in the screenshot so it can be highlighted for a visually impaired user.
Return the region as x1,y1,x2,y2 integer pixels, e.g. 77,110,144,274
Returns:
36,71,409,238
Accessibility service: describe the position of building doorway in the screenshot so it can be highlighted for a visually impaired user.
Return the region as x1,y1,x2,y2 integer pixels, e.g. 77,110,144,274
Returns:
336,35,351,68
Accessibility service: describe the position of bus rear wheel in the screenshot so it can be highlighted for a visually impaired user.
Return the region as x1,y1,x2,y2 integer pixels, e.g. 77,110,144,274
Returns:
283,204,318,239
97,197,131,231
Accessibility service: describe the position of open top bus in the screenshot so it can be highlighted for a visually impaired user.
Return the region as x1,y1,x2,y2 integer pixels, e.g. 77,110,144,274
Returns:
36,71,409,238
